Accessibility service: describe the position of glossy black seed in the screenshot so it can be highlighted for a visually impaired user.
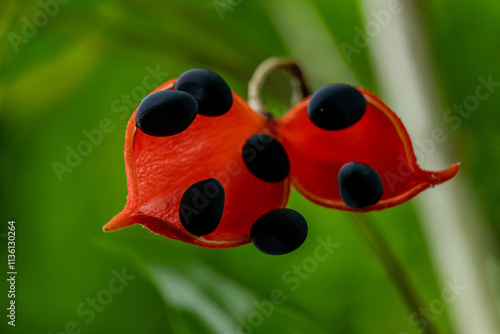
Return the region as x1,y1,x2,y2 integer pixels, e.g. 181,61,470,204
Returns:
242,133,290,183
251,208,308,255
179,178,225,236
135,90,198,137
308,84,366,130
174,68,233,116
338,162,383,209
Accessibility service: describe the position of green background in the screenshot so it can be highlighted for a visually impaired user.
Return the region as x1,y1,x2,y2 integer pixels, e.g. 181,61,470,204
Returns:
1,0,499,333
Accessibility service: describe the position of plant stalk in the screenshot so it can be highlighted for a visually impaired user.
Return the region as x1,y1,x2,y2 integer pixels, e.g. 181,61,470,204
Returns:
248,57,309,118
352,213,441,334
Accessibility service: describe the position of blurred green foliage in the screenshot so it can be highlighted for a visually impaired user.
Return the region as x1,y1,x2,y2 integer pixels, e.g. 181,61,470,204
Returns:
0,0,499,333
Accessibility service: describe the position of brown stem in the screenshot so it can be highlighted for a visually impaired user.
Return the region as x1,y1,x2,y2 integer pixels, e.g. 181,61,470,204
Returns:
248,57,309,118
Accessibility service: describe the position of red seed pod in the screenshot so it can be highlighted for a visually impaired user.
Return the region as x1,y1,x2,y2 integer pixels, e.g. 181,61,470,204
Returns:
103,59,459,251
277,86,459,211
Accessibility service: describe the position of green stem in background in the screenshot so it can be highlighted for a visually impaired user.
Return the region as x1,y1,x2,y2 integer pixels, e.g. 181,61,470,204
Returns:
351,213,440,334
357,1,500,333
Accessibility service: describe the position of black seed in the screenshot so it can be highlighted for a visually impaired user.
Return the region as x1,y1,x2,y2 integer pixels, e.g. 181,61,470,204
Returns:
135,90,198,137
179,178,225,236
307,84,366,130
251,208,308,255
242,134,289,183
338,162,383,209
174,68,233,116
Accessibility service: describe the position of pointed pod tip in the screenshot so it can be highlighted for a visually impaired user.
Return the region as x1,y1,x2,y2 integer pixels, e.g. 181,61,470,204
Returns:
429,162,461,185
103,211,135,232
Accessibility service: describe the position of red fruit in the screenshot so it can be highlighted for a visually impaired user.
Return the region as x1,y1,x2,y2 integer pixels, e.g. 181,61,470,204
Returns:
103,60,459,249
277,87,459,211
